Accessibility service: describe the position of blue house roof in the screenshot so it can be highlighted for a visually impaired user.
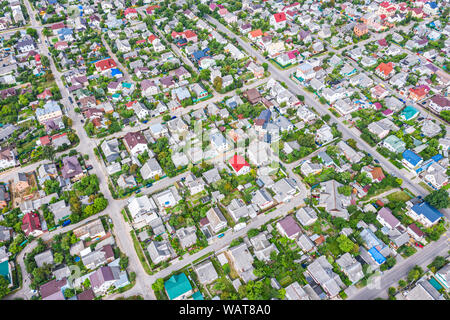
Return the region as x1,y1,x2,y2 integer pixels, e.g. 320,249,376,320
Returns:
164,273,192,300
427,2,438,9
431,154,443,162
111,68,122,76
411,202,443,224
192,291,204,300
318,151,334,166
58,28,73,36
192,48,210,62
368,247,386,265
402,149,422,166
258,109,271,122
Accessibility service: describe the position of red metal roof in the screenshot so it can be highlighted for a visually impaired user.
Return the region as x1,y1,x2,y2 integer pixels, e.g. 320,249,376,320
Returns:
228,154,249,173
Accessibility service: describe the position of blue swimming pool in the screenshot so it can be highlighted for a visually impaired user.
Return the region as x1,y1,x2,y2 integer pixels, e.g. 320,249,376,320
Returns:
429,277,443,291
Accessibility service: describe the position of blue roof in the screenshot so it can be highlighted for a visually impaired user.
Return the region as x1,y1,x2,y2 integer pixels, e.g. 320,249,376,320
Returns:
58,28,73,35
427,2,438,9
164,273,192,300
192,291,204,300
411,202,443,224
431,154,443,162
402,149,422,166
258,109,271,122
111,68,122,76
368,247,386,265
192,48,210,62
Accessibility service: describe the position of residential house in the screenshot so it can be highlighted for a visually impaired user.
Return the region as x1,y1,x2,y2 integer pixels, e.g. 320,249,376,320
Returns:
276,215,301,240
206,207,227,234
296,207,318,227
176,226,197,249
318,180,351,220
164,273,193,300
227,243,256,283
336,253,364,283
407,202,443,228
123,131,149,156
306,255,343,298
61,156,84,181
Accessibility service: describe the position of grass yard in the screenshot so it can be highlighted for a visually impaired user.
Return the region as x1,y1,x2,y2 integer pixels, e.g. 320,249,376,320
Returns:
278,274,294,287
419,181,435,193
221,190,241,206
130,231,152,275
218,205,236,227
387,191,412,203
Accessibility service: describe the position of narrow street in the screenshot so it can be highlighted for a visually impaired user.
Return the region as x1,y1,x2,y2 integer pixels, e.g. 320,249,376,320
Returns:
5,3,448,301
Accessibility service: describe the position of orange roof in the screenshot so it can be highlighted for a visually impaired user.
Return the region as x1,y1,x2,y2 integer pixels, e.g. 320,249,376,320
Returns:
39,136,51,146
409,86,429,97
371,167,385,182
375,62,393,77
249,29,263,38
183,30,197,39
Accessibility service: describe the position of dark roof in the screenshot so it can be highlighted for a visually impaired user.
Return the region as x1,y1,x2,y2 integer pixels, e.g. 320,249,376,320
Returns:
90,266,115,288
123,131,147,149
277,215,301,237
39,278,67,299
61,156,83,179
244,88,261,103
408,223,425,237
101,244,114,260
76,288,95,300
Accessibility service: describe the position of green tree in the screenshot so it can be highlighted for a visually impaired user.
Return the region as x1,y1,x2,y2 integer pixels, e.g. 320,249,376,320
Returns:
429,256,447,271
0,276,11,299
44,179,60,195
152,278,165,292
336,234,355,253
424,189,449,209
119,256,129,270
213,76,223,92
41,145,55,161
26,28,38,39
407,266,422,283
54,252,64,264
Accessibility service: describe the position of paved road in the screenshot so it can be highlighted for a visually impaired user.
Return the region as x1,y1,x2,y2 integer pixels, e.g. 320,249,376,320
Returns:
6,6,448,300
147,188,307,282
205,15,430,200
88,77,268,143
348,232,450,300
7,0,154,300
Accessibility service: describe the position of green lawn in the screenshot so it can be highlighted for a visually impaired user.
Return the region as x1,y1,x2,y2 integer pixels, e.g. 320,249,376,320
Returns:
419,181,434,193
387,191,412,203
130,231,152,275
278,274,294,287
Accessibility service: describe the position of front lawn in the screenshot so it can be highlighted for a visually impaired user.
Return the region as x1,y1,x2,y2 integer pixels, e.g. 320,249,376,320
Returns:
387,191,412,203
